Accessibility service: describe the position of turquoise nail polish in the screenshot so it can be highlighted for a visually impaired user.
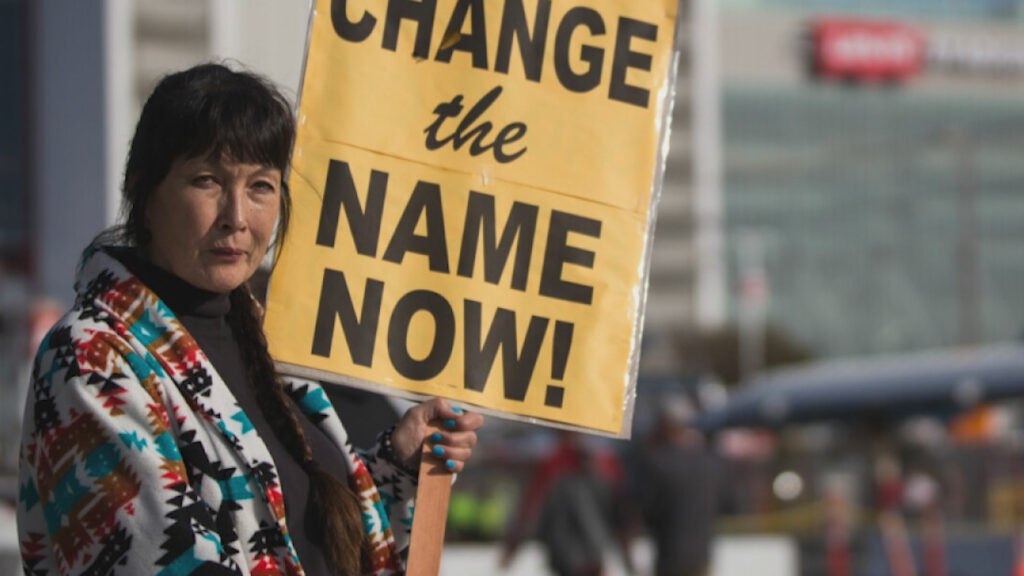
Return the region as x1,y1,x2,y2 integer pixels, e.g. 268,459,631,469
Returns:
430,432,442,443
445,459,456,470
432,445,445,457
451,406,464,414
444,419,456,429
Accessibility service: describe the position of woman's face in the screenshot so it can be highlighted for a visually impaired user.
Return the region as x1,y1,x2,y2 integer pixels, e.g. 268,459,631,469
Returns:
144,155,282,293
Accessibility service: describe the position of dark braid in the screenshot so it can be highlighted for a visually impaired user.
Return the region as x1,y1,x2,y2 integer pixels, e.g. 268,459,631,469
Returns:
228,287,367,576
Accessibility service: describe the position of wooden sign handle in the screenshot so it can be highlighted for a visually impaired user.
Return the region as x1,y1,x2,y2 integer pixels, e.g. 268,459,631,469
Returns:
405,424,453,576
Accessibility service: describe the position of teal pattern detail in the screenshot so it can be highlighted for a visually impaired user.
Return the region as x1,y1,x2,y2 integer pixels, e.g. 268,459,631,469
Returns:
215,420,238,444
373,498,390,532
361,509,375,534
153,431,182,461
153,299,174,322
43,465,88,533
200,532,223,555
230,410,254,434
119,431,148,451
297,386,331,415
216,475,253,502
283,533,300,564
125,352,152,380
130,310,166,347
83,442,119,478
41,354,64,388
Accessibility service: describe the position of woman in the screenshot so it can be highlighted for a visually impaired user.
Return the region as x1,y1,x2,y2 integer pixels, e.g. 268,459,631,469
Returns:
17,63,482,576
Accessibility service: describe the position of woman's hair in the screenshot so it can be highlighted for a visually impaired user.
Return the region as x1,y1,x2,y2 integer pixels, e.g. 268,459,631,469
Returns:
121,63,366,575
229,289,367,575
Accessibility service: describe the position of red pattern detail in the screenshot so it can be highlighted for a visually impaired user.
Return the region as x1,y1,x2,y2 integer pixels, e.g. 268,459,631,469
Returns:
265,486,285,519
76,332,119,374
20,532,46,557
160,459,188,488
107,278,145,313
167,333,204,372
146,401,171,434
111,320,132,340
53,496,100,570
250,554,281,576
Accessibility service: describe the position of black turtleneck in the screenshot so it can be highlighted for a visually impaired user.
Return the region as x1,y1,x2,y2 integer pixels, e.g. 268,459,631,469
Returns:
116,250,347,576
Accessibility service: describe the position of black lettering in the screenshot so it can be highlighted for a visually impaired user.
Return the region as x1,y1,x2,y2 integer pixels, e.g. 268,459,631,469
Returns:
423,87,528,163
331,0,376,42
609,17,657,108
424,96,465,150
382,181,450,272
311,269,383,367
457,192,537,290
495,0,551,82
388,290,455,380
451,86,501,151
539,210,601,304
464,300,548,401
492,123,528,163
316,160,388,256
382,0,437,59
434,0,488,69
553,7,605,94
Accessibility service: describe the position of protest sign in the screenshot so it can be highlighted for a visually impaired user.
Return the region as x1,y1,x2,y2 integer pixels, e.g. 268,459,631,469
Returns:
265,0,680,437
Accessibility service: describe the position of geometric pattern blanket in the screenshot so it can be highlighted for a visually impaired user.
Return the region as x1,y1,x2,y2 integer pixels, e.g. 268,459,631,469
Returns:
18,246,415,575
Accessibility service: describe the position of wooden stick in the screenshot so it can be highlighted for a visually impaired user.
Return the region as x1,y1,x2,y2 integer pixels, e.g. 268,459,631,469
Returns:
406,424,452,576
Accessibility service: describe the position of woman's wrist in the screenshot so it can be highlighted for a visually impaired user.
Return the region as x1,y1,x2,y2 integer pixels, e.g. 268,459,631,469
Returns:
380,425,420,476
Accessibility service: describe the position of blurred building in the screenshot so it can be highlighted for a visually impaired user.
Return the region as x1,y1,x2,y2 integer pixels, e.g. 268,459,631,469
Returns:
719,0,1024,360
641,0,720,373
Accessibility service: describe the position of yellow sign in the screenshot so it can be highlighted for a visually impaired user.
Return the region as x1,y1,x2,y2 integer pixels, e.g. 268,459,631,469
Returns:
265,0,678,436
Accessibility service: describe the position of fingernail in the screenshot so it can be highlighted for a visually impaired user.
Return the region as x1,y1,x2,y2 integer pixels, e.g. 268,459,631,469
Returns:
445,459,456,470
444,419,457,429
430,432,442,443
432,445,445,457
451,406,464,414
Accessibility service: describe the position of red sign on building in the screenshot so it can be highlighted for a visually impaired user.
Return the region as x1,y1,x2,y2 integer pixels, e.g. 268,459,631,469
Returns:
808,17,925,82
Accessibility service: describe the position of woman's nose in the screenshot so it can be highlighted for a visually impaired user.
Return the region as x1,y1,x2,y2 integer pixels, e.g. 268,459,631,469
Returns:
218,187,247,231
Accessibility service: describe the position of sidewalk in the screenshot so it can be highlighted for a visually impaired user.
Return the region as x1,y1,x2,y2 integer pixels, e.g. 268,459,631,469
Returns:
442,536,797,576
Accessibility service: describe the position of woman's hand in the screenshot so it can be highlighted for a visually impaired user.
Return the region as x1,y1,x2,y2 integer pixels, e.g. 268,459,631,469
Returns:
390,398,484,473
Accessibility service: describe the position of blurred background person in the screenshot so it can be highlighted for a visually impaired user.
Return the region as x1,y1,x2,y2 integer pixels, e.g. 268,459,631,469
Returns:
634,393,717,576
500,430,637,576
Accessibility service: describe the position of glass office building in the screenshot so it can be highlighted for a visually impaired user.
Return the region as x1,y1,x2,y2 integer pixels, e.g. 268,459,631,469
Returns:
719,0,1024,358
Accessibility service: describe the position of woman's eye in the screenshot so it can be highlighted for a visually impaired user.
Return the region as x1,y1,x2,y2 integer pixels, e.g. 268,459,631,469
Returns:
191,175,217,187
252,180,278,193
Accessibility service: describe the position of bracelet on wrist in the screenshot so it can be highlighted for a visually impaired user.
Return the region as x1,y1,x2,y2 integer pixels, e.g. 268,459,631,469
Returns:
381,425,420,476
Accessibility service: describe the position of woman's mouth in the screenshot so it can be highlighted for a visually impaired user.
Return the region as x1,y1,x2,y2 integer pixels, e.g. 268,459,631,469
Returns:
211,247,246,260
